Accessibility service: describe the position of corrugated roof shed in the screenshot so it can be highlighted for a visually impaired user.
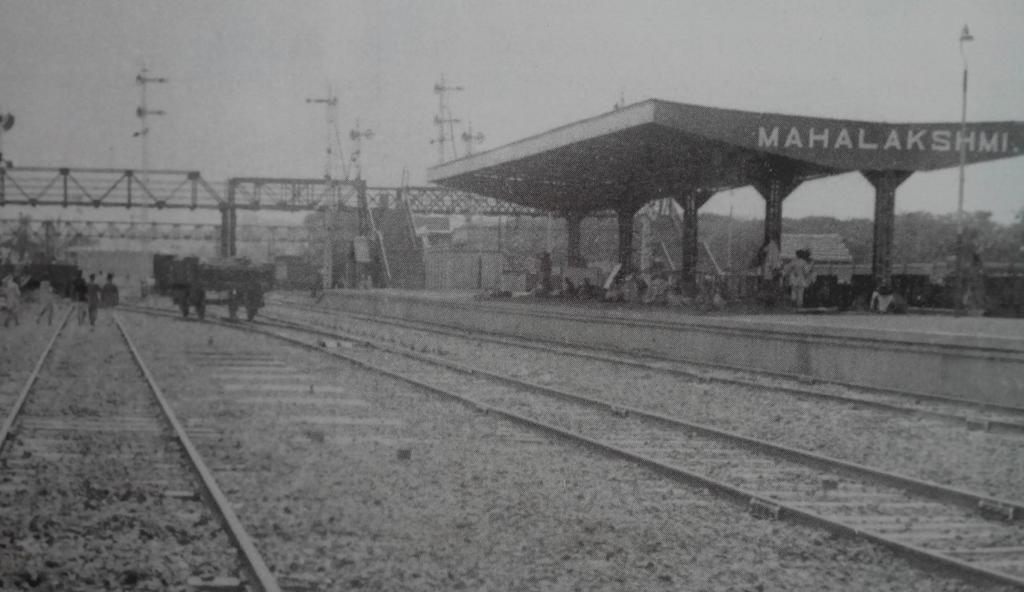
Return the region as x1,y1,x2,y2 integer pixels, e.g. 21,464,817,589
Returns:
780,234,853,263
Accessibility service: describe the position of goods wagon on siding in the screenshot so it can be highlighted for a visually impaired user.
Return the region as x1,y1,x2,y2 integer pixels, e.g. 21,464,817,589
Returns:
273,255,321,292
0,262,80,298
153,254,274,320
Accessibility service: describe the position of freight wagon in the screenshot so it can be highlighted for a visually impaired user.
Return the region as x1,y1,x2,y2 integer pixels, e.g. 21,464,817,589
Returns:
0,262,80,298
153,254,274,320
273,255,321,292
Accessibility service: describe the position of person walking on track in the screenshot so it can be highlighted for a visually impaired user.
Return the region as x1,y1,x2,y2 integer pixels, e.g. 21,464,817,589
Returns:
86,274,101,327
101,273,119,309
72,270,88,325
35,279,57,325
2,274,21,328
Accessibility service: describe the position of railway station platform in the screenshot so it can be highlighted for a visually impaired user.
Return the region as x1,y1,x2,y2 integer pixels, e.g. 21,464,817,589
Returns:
304,290,1024,409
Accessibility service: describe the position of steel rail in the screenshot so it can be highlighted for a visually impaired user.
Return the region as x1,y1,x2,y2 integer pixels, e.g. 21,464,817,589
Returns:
113,313,282,592
0,307,72,456
278,295,1024,414
257,312,1024,515
124,305,1024,590
265,299,1024,435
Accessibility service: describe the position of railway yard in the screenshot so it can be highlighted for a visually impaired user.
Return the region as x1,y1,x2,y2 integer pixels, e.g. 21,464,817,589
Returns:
2,295,1023,591
5,2,1024,590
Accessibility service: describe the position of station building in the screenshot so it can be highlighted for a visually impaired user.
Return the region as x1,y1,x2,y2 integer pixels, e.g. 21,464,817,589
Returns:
427,99,1024,293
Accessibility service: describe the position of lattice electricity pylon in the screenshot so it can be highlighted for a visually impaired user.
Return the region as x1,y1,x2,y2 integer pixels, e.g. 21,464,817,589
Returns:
306,86,350,181
349,121,374,180
431,76,463,164
461,123,485,156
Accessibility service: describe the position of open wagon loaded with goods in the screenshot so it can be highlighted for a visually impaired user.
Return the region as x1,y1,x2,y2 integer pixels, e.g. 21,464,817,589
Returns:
0,262,80,298
153,254,274,320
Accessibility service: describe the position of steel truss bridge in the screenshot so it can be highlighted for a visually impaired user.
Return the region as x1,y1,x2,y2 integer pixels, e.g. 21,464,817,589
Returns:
0,167,545,255
0,217,310,247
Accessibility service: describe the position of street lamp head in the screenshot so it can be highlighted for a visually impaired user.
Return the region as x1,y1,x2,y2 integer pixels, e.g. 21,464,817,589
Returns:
960,25,973,43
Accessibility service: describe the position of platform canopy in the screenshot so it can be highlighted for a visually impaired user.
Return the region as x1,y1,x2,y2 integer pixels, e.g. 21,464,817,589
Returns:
427,99,1024,214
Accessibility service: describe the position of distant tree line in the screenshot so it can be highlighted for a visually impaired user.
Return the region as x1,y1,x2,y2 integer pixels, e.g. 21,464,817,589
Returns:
0,214,96,264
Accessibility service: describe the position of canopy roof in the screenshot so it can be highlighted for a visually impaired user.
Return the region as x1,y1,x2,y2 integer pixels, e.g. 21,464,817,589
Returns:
427,99,1024,214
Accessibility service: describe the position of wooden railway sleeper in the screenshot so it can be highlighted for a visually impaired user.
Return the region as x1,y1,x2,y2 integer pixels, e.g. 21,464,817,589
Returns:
965,417,993,432
268,302,1024,435
171,306,1024,590
979,499,1018,521
749,497,782,520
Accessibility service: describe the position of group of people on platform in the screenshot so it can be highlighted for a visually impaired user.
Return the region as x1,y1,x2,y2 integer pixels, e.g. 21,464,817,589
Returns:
1,269,119,329
755,239,816,309
532,251,726,308
525,240,978,314
757,239,903,313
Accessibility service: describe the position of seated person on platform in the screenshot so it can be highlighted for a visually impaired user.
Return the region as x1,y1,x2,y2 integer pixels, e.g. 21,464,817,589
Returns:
562,278,577,298
630,274,648,303
579,278,596,300
870,284,896,313
644,273,670,305
604,278,626,302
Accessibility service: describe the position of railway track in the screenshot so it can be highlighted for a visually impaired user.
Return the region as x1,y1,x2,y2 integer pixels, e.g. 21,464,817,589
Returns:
125,304,1024,589
0,310,280,591
266,296,1024,435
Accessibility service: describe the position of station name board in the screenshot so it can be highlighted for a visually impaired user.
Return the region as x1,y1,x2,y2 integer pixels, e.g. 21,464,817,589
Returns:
753,124,1015,154
757,125,1017,154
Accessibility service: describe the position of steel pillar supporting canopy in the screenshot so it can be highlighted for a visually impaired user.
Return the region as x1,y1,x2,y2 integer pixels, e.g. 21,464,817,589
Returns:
427,99,1024,214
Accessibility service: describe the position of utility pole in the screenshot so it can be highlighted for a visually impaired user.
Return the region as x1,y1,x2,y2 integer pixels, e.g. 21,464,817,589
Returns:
955,24,974,312
349,120,374,180
432,75,463,164
306,86,347,180
134,67,167,224
306,85,345,293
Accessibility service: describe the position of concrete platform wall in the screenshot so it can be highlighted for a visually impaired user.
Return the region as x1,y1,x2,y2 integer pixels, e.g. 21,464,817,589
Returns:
323,291,1024,409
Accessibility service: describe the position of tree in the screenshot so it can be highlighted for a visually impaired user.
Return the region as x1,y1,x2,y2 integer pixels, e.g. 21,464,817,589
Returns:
0,214,40,263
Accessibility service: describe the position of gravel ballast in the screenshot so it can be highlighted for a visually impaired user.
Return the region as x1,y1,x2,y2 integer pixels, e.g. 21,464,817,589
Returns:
263,302,1024,502
1,314,239,591
118,311,1007,591
0,303,68,406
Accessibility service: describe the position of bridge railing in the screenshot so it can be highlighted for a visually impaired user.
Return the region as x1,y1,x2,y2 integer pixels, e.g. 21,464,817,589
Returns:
370,185,546,216
0,168,552,217
0,167,226,210
0,217,311,245
228,177,363,212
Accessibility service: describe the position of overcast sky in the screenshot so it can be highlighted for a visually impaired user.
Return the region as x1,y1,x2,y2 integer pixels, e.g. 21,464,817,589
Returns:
1,0,1022,223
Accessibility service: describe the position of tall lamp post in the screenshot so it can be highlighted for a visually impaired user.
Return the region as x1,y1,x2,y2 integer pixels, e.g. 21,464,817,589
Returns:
955,24,973,311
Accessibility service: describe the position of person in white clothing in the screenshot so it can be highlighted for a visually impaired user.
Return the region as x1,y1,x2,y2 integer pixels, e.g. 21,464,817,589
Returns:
784,249,814,308
871,284,896,313
35,279,57,325
2,275,21,328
